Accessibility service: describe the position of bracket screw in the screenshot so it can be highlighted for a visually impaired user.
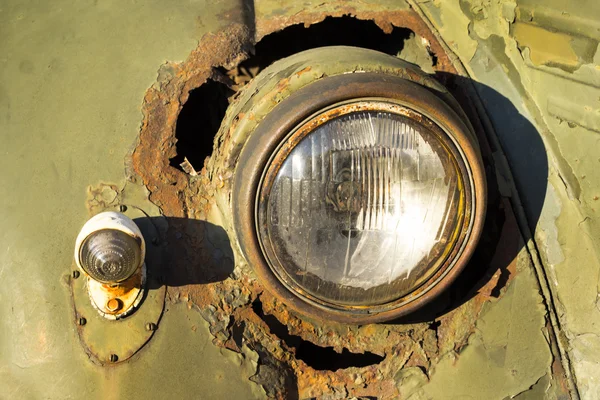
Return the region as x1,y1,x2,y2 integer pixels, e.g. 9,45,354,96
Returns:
110,354,119,363
106,298,123,313
72,270,80,279
119,205,127,212
78,317,87,326
146,322,157,332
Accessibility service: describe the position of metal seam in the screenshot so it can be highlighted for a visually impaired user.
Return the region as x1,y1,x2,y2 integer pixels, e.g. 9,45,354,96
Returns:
404,0,580,397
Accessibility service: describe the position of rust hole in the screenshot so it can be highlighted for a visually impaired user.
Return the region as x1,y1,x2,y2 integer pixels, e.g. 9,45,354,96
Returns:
170,17,425,176
238,16,414,74
252,299,385,371
132,8,527,398
170,79,233,173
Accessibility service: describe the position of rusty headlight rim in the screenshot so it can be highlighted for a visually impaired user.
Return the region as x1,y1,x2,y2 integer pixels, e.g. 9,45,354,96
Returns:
232,72,487,324
255,99,474,313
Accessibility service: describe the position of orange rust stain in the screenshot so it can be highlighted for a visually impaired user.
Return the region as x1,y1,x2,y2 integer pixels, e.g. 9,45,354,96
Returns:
132,23,253,219
255,8,456,73
132,6,455,220
295,66,312,77
125,5,522,399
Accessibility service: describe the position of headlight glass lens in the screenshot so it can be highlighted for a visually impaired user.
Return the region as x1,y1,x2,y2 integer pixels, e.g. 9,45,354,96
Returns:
79,229,142,283
258,101,470,307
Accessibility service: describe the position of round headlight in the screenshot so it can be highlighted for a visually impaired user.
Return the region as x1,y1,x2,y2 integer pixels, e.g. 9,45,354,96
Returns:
233,57,486,323
258,101,470,307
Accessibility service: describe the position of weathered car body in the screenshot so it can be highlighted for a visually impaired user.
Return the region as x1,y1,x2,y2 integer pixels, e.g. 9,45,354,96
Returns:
1,0,599,398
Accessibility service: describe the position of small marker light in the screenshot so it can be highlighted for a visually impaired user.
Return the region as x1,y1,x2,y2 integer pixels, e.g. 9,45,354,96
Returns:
75,211,145,283
74,211,147,319
79,229,141,283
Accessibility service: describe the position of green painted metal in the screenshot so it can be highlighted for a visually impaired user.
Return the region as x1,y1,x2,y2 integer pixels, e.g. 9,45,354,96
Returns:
415,1,599,397
0,0,598,398
0,0,264,398
71,266,165,365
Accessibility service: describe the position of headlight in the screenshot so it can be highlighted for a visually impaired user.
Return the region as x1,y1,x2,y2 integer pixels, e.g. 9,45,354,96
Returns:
258,101,470,307
232,49,486,323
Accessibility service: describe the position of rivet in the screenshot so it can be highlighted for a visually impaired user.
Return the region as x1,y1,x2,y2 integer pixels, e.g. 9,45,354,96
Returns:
72,270,80,279
78,317,87,326
119,205,127,212
110,354,119,363
146,322,157,332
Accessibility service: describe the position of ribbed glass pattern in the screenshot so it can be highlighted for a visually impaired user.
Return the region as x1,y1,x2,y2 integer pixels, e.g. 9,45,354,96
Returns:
262,111,463,306
80,229,141,283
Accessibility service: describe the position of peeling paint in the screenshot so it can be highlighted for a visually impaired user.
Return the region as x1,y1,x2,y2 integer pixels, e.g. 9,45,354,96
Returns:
399,32,436,74
468,0,516,40
570,333,600,397
430,0,479,62
123,3,558,396
512,22,585,71
418,252,552,399
1,0,590,397
409,1,599,398
535,184,565,268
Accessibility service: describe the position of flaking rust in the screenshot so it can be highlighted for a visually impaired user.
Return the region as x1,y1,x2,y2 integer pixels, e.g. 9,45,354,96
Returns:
128,2,526,398
131,4,458,222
